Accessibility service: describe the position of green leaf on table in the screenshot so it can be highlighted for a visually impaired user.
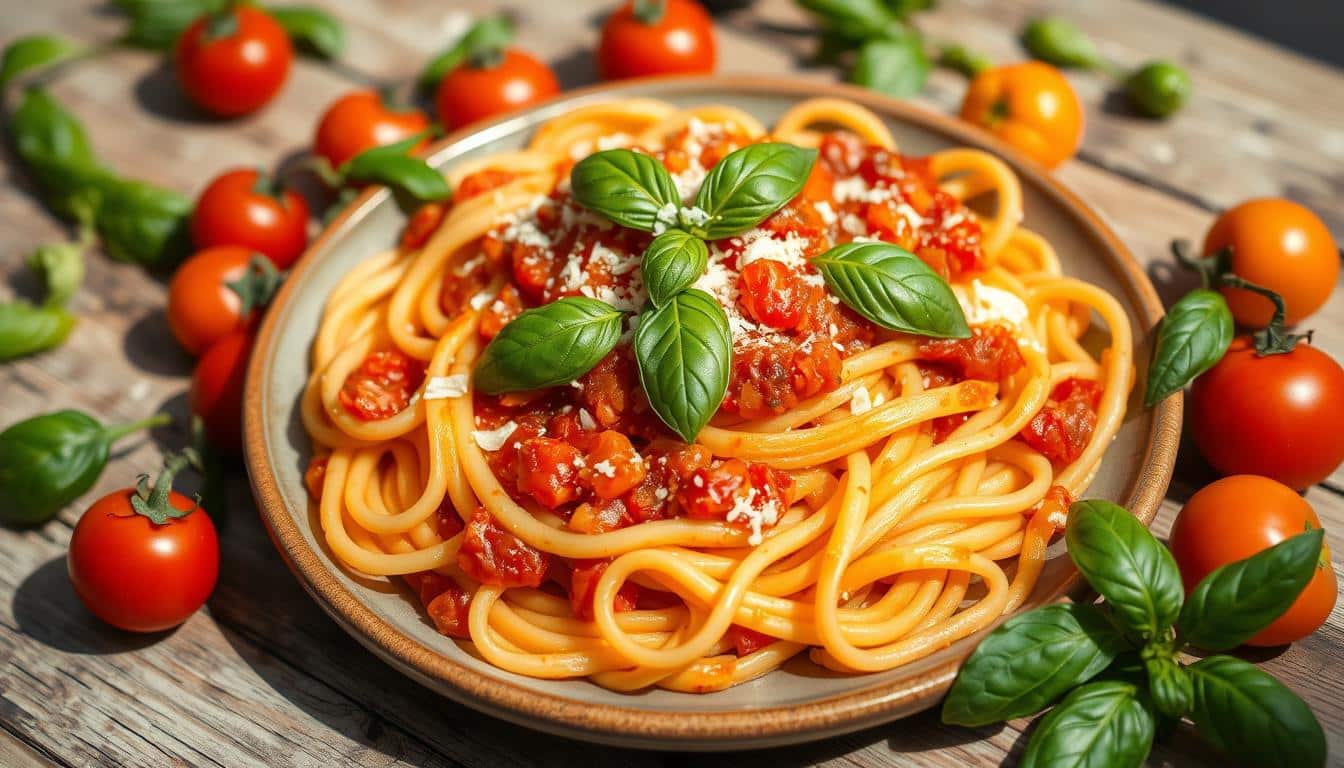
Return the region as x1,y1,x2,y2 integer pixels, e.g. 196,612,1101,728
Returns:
693,142,817,238
93,177,193,269
851,35,930,98
1188,655,1325,768
1178,528,1324,651
9,87,109,223
1065,499,1183,638
474,297,626,394
1020,17,1103,70
1020,681,1155,768
0,35,85,90
1144,288,1233,406
418,15,514,92
268,5,345,59
796,0,900,40
113,0,224,50
0,302,75,363
811,241,970,338
942,602,1127,726
571,149,681,233
642,230,709,308
26,240,86,309
341,134,451,202
634,289,732,442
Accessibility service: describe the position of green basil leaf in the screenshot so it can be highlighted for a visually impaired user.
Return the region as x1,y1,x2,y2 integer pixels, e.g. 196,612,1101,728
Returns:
11,88,110,223
1188,655,1325,768
942,603,1127,726
811,241,970,338
570,149,680,232
0,410,106,526
113,0,224,50
342,153,451,202
885,0,935,19
1125,61,1192,119
851,36,930,98
796,0,899,40
0,36,85,90
267,5,345,59
417,15,514,92
1143,288,1233,406
1144,656,1193,719
1178,528,1324,651
474,297,625,394
1020,17,1103,70
634,289,731,442
26,240,86,308
94,177,193,268
1020,681,1155,768
0,301,75,362
693,143,817,238
1065,499,1183,638
937,43,992,78
642,231,709,308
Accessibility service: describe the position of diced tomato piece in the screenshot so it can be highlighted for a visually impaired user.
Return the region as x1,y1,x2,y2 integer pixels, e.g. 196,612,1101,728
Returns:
412,571,452,605
726,624,774,656
338,349,425,421
456,168,516,201
517,437,584,509
568,498,631,533
568,559,639,620
918,326,1025,382
426,582,474,638
679,459,752,519
400,202,447,250
457,506,550,587
1020,379,1103,464
583,431,647,499
304,456,327,500
479,284,523,339
792,339,843,400
738,259,807,330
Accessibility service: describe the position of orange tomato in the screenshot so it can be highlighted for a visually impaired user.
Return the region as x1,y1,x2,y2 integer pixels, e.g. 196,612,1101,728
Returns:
959,61,1084,169
1203,198,1338,326
1169,475,1337,647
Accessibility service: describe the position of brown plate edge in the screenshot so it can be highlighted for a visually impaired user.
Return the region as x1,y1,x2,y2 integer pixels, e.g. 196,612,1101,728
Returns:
243,74,1182,751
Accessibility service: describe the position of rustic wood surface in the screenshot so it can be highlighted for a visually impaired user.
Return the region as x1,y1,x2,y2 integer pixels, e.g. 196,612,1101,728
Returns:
2,1,1343,766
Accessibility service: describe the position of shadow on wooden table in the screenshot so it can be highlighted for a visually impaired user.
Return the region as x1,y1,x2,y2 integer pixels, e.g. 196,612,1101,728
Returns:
14,557,176,655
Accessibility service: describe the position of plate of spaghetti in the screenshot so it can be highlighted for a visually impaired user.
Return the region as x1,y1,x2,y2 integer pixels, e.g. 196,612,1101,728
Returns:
245,78,1179,749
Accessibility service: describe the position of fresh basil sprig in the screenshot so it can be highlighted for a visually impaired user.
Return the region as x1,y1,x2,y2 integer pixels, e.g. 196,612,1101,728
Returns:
570,149,681,232
944,497,1328,768
642,230,708,308
473,297,626,394
0,35,85,90
693,143,817,238
634,289,732,443
268,6,345,60
812,241,971,339
1143,288,1233,407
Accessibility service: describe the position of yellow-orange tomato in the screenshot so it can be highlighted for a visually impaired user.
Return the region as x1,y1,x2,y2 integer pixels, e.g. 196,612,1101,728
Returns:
959,61,1084,169
1169,475,1337,647
1203,198,1338,326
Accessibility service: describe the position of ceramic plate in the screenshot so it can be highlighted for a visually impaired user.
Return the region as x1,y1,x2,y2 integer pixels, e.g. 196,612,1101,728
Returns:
244,76,1180,751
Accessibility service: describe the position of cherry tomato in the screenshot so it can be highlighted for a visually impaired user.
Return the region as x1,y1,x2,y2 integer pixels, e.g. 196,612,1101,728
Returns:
313,90,431,170
1203,198,1338,326
69,476,219,633
959,61,1084,169
435,49,559,130
1190,337,1344,489
1169,475,1337,646
598,0,716,80
175,7,292,117
191,169,309,268
191,331,253,455
168,246,258,356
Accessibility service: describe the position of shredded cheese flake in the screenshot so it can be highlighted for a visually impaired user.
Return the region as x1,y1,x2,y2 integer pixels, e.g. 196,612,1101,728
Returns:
423,374,469,400
472,421,517,452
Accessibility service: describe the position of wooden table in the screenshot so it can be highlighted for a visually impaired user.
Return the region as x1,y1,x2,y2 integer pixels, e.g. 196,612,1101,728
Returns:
3,1,1342,765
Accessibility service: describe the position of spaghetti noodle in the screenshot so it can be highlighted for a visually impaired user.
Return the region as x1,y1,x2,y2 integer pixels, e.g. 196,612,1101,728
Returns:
300,98,1133,692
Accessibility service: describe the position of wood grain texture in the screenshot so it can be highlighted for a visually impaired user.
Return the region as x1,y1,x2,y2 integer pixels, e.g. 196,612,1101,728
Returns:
1,1,1342,766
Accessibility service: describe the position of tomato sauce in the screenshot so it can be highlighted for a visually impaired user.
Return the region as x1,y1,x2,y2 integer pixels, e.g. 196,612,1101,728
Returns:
1020,379,1103,464
338,349,425,421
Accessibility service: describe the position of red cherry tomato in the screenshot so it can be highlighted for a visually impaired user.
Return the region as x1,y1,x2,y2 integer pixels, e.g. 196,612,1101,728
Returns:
1190,337,1344,489
167,246,259,356
598,0,717,80
191,331,253,454
737,259,806,330
1170,475,1337,646
313,90,431,170
69,480,219,633
435,49,559,130
175,7,292,117
191,169,309,268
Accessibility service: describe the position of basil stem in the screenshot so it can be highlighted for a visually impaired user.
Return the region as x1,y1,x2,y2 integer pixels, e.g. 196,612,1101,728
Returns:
1143,287,1234,407
642,230,708,308
473,297,625,394
811,241,970,338
570,149,680,233
1020,681,1155,768
633,289,731,442
1065,500,1184,639
1188,655,1326,768
693,143,817,238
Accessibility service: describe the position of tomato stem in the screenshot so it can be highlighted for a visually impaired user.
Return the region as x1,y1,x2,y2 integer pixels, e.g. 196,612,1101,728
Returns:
1170,239,1226,289
633,0,668,25
101,413,170,445
1218,274,1313,356
131,449,202,525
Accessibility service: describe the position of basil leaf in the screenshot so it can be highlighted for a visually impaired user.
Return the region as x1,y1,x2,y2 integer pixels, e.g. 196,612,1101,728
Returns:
0,36,85,90
634,289,731,442
1020,681,1155,768
113,0,223,50
0,302,75,362
694,143,817,238
474,297,625,394
570,149,680,232
796,0,899,40
1178,528,1324,651
11,88,111,223
642,231,709,308
417,15,514,92
1144,656,1193,718
1065,499,1183,639
1143,288,1233,406
851,35,930,98
938,43,992,78
1020,17,1103,70
343,153,451,201
942,603,1127,726
94,177,193,268
267,5,345,59
811,241,970,338
27,241,86,308
1188,655,1325,768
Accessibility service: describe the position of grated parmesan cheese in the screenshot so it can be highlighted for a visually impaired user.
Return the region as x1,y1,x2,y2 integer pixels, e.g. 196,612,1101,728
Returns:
578,408,597,430
725,486,781,546
423,374,469,400
850,385,873,415
469,290,495,310
472,421,517,452
592,459,617,478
